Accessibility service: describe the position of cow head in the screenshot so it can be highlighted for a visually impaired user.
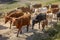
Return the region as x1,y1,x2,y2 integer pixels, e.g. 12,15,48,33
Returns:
5,16,11,24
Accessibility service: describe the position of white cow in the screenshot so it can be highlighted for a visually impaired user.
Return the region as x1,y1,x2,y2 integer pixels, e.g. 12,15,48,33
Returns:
39,7,48,13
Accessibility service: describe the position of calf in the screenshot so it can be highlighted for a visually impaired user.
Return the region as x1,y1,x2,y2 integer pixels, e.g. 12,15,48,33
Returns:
32,13,47,29
12,13,31,37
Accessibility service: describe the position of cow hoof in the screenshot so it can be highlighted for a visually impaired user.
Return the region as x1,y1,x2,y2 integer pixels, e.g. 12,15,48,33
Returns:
0,34,2,37
16,35,18,37
20,31,22,34
16,34,18,37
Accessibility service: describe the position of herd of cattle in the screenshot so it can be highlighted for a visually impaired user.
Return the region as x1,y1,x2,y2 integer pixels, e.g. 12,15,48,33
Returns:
4,3,60,37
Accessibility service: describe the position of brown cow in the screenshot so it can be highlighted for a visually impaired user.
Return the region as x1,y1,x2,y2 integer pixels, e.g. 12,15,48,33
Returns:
41,19,48,31
5,9,24,29
32,3,42,8
12,13,31,37
50,4,59,14
51,4,59,8
51,8,59,14
17,6,34,14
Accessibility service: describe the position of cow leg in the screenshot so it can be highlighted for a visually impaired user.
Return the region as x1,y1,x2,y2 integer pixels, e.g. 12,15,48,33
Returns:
10,21,12,29
17,29,20,37
42,21,45,31
20,30,22,34
16,29,22,37
32,23,35,29
39,22,40,29
57,17,58,22
42,24,45,31
42,26,44,31
51,18,52,23
46,19,48,27
32,20,35,29
26,25,29,32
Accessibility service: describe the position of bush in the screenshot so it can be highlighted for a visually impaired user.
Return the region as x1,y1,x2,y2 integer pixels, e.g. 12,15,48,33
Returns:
45,28,58,37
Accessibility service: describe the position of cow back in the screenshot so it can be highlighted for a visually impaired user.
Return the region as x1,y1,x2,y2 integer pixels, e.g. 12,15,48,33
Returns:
36,13,46,21
13,14,31,29
32,4,42,8
52,8,59,14
51,4,58,8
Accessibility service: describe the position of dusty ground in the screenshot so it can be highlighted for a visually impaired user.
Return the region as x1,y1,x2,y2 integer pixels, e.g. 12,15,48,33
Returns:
0,16,57,40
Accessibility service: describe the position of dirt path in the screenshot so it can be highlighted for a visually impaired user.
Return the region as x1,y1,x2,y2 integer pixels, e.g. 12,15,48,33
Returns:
0,17,57,40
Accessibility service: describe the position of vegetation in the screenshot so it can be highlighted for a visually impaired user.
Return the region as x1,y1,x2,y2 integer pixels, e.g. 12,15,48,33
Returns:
0,0,60,13
31,22,60,40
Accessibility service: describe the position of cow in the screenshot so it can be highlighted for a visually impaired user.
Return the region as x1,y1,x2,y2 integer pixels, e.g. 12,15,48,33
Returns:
51,4,59,8
51,8,59,14
5,9,24,29
38,7,48,13
46,9,53,22
32,3,42,8
50,4,59,14
17,6,34,14
12,13,31,37
41,19,48,31
32,13,47,29
33,7,48,15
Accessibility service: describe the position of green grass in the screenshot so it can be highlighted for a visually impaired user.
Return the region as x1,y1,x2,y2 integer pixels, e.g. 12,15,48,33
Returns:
45,0,60,5
53,23,60,40
45,22,60,40
0,2,26,13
